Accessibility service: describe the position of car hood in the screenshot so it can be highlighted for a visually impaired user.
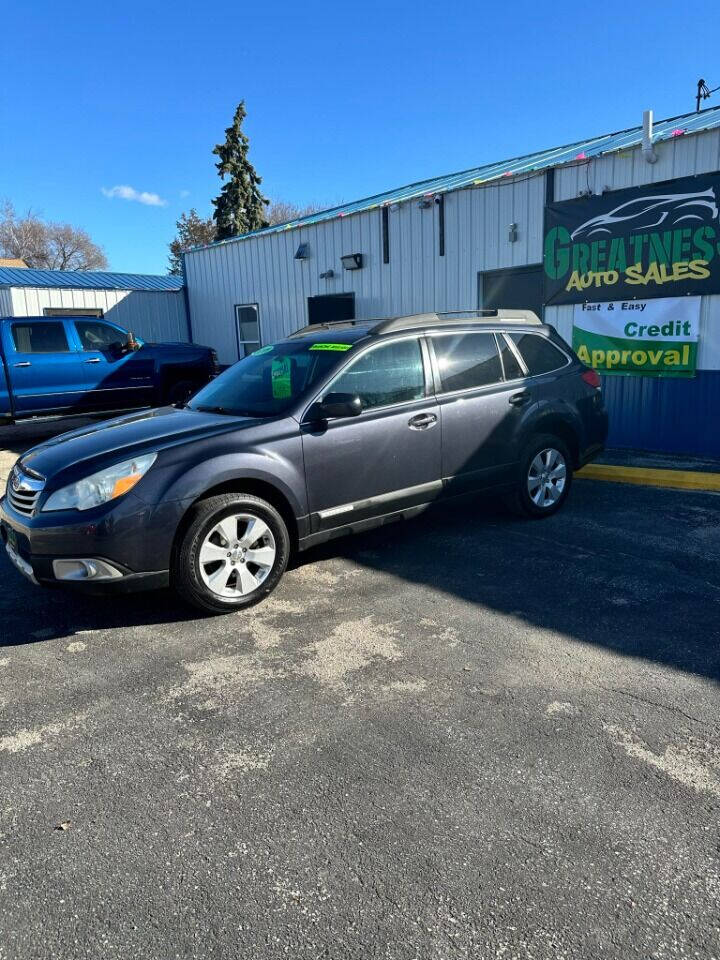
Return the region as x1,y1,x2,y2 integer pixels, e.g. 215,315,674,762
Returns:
19,406,261,482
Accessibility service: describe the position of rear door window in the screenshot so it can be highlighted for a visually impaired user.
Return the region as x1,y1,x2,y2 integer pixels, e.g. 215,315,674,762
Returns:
508,333,567,375
11,322,69,353
431,332,502,392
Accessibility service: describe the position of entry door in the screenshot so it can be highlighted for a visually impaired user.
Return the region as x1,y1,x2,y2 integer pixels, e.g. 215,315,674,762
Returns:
307,293,355,326
301,337,442,531
480,265,544,318
71,319,154,409
5,320,86,415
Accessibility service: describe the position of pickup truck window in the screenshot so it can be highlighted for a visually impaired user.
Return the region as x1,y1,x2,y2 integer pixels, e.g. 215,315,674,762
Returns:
75,321,124,351
11,322,70,354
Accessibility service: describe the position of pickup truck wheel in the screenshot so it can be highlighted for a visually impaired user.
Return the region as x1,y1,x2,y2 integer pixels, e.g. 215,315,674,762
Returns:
504,434,573,519
165,380,196,405
172,494,290,614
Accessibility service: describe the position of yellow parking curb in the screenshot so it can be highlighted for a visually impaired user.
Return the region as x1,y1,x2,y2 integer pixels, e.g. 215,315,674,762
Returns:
577,463,720,492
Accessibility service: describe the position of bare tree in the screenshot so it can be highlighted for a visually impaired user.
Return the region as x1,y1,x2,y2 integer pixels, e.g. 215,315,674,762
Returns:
265,199,326,226
168,209,217,274
0,202,108,271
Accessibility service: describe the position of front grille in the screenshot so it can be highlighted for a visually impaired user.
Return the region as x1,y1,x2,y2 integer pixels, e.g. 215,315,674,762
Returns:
6,465,45,517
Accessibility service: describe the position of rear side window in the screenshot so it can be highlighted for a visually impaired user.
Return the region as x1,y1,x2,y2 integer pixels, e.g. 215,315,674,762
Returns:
11,322,69,353
432,332,502,392
329,338,425,409
509,333,566,375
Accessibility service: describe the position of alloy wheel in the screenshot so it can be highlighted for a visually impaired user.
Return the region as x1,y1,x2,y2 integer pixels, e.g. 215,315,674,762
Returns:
198,512,277,598
527,448,567,509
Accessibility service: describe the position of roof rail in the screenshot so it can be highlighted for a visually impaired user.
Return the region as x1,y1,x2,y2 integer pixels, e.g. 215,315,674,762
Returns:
287,309,542,339
371,309,542,335
287,319,368,338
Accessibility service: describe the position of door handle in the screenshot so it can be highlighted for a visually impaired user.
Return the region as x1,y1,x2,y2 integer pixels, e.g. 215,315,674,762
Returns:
13,362,31,368
84,358,101,364
509,390,530,407
408,412,438,430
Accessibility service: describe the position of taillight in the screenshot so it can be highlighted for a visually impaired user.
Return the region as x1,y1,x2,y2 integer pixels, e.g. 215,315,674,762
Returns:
581,368,601,389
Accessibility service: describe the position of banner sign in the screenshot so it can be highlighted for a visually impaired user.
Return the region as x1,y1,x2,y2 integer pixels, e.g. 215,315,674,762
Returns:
544,173,720,304
572,297,700,377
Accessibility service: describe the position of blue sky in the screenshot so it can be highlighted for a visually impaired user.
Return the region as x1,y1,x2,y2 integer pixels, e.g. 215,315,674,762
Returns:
2,0,718,275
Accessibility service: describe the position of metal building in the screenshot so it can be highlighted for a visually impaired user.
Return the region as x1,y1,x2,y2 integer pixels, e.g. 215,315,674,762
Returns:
183,105,720,458
0,267,189,343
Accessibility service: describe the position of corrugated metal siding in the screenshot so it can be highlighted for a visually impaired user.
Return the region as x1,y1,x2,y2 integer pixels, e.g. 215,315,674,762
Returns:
0,288,12,316
185,173,546,364
602,371,720,457
7,287,189,342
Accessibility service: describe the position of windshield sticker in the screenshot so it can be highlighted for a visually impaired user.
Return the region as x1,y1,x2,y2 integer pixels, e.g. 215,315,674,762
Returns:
309,343,353,351
271,356,292,399
252,345,274,356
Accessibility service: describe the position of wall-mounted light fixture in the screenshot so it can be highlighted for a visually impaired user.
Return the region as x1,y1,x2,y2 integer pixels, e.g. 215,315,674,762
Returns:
417,197,433,209
294,243,309,260
508,222,518,243
340,253,363,271
320,269,335,279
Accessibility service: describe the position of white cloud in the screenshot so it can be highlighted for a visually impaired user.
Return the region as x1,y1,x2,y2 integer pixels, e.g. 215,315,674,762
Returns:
179,189,191,199
101,185,167,207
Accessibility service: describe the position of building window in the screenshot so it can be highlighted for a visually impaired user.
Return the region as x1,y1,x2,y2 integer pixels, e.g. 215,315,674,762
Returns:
235,304,261,358
43,307,104,317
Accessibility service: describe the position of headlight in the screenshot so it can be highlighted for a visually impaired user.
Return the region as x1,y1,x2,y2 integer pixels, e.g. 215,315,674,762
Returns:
42,453,157,512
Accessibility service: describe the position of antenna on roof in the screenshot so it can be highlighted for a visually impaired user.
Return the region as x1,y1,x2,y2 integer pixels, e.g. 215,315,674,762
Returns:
696,78,720,112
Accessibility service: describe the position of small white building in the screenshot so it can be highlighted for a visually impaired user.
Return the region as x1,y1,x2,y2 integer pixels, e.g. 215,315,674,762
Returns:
0,267,189,343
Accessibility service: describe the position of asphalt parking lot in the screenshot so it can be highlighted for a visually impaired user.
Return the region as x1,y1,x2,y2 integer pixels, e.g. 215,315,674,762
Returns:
0,423,719,959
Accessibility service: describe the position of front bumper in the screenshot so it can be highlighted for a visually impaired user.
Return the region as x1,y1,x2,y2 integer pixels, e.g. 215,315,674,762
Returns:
0,493,184,593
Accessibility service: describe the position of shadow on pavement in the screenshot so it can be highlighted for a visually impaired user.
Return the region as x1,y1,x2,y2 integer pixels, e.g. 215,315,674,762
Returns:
2,475,718,688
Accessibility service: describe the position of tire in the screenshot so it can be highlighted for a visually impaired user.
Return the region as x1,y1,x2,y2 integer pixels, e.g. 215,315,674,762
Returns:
172,493,291,614
165,380,197,406
504,434,573,519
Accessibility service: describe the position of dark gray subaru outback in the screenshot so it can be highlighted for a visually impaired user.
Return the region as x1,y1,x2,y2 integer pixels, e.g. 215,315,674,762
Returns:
1,311,607,613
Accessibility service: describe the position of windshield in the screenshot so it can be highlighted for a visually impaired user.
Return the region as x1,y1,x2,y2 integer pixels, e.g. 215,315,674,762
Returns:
188,339,355,417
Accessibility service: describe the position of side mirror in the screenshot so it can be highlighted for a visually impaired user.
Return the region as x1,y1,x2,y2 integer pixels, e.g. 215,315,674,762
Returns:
126,331,140,352
309,392,363,421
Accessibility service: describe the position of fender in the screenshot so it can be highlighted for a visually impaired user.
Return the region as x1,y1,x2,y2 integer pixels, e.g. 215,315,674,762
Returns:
157,449,309,520
515,397,585,458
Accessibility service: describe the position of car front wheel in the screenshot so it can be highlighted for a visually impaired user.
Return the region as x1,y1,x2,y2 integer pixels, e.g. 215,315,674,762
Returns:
506,434,573,518
172,493,290,614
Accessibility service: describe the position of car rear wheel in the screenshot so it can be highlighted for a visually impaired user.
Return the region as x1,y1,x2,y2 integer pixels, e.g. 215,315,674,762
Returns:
172,493,290,614
505,434,573,518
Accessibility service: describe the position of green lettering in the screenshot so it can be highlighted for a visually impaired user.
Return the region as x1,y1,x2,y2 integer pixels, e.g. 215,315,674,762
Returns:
571,243,590,275
648,231,672,266
544,226,571,280
693,225,715,263
607,237,627,272
590,240,608,273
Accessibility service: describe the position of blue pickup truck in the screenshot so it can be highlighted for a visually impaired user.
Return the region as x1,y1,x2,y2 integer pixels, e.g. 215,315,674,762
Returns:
0,316,218,423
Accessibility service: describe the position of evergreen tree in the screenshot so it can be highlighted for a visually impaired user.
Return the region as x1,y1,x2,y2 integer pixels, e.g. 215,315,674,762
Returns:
212,102,268,240
168,209,216,274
